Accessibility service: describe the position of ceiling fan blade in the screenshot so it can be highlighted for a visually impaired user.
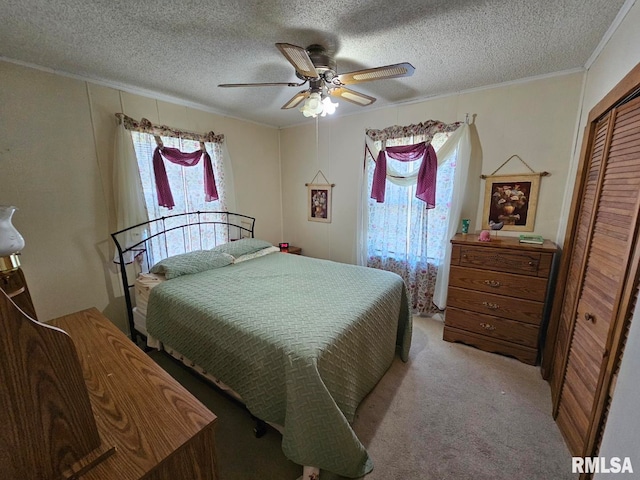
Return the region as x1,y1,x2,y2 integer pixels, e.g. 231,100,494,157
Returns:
218,81,305,88
281,90,310,110
329,87,376,106
335,62,415,85
276,43,320,79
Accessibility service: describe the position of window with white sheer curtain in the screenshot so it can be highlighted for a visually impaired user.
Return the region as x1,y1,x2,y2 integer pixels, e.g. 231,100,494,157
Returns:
132,133,230,216
364,133,454,315
130,132,230,261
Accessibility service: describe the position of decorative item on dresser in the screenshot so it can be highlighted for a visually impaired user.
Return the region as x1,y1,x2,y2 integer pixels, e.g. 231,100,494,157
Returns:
443,233,558,365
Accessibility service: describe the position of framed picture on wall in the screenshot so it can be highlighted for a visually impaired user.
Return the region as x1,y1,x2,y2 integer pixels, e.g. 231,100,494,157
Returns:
482,173,540,232
307,184,332,223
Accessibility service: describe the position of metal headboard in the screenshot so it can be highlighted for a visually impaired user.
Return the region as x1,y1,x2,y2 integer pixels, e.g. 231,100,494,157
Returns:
111,211,255,344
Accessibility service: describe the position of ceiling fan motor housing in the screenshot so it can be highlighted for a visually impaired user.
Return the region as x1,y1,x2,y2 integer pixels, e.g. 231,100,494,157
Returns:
295,44,337,81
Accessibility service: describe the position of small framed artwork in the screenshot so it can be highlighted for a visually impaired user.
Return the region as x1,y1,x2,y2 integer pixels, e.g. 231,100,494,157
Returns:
482,173,540,232
308,184,332,223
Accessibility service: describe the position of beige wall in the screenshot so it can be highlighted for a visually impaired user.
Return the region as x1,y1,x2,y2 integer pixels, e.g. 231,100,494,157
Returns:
280,72,583,263
0,61,282,331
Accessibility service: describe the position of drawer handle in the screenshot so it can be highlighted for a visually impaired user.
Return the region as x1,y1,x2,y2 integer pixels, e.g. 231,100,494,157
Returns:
480,322,496,331
483,280,501,288
584,312,596,323
482,301,500,310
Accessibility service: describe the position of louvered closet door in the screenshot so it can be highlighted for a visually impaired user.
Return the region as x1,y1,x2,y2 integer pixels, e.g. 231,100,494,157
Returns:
550,114,611,408
555,95,640,456
594,284,637,453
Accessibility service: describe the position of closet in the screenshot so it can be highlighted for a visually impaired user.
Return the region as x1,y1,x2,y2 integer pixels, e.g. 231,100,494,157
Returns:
543,61,640,466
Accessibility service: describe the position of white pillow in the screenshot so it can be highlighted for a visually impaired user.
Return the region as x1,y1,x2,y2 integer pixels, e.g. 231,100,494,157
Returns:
234,245,280,263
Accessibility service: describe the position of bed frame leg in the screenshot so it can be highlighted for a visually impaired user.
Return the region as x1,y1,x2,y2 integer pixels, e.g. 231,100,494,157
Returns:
253,418,267,438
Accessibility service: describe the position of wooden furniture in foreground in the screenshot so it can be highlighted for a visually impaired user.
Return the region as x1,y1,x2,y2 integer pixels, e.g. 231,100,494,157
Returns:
0,289,112,480
543,61,640,469
443,233,557,365
0,286,218,480
49,308,219,480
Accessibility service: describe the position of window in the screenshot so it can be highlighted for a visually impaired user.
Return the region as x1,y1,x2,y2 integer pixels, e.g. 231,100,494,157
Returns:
366,133,453,264
131,132,229,261
132,132,229,217
364,132,455,314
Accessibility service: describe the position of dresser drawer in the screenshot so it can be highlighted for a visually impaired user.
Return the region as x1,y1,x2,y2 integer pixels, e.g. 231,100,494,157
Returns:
447,286,544,325
445,307,539,348
443,325,538,365
459,246,542,276
448,266,548,302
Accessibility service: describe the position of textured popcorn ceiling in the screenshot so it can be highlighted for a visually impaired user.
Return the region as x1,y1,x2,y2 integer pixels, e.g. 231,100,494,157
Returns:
0,0,628,127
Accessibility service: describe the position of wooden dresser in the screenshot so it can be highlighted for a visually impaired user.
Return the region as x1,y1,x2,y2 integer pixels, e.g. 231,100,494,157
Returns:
49,308,219,480
443,234,557,365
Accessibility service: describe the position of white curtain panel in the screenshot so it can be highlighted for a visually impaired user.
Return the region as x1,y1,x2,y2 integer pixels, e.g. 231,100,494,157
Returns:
219,140,237,213
358,123,474,311
358,125,471,266
113,122,149,263
432,123,473,309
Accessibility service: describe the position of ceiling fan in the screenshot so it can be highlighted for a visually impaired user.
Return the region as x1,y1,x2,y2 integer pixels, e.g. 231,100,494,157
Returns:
218,43,415,115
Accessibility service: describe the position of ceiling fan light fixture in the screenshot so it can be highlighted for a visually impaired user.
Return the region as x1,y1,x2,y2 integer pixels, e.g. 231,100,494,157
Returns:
300,92,325,117
299,92,339,118
320,96,338,116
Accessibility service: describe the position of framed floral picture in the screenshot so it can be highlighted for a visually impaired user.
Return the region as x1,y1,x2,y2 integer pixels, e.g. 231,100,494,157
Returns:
482,173,540,232
308,184,332,223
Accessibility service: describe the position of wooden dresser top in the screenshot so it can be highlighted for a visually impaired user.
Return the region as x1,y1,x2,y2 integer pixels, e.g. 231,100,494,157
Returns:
49,308,217,479
451,233,558,253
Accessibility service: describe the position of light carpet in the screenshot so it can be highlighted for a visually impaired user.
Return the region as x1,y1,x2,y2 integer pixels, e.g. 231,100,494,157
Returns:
149,315,576,480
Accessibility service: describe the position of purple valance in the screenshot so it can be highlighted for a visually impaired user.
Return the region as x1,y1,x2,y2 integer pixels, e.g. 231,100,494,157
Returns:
370,142,437,207
152,146,218,209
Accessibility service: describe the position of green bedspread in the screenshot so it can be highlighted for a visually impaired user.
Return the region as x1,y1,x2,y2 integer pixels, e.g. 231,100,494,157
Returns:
146,252,411,478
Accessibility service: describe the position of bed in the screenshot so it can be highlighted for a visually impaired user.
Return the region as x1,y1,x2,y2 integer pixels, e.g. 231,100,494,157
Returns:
112,212,412,479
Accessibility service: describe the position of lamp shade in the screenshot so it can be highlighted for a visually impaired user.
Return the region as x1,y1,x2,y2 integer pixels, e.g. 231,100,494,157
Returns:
0,206,25,256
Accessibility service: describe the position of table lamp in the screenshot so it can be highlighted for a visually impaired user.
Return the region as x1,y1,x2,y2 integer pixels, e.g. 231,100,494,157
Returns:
0,205,25,274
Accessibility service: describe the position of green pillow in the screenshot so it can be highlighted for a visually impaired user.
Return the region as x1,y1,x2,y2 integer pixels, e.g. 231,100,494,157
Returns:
150,250,234,279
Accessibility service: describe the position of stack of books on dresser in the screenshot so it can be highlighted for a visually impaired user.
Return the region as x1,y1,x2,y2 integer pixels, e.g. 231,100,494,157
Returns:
519,234,544,245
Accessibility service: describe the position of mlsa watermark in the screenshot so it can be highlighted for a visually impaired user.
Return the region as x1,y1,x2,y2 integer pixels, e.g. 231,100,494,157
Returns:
572,457,634,474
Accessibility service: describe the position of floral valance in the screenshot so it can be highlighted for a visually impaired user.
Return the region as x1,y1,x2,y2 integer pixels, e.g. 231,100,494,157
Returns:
366,120,461,142
115,113,224,144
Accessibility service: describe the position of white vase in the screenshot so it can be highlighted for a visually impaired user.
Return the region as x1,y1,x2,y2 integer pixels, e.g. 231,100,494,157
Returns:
0,205,25,256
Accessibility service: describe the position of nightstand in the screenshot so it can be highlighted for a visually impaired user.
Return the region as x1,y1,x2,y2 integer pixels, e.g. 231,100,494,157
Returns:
283,246,302,255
